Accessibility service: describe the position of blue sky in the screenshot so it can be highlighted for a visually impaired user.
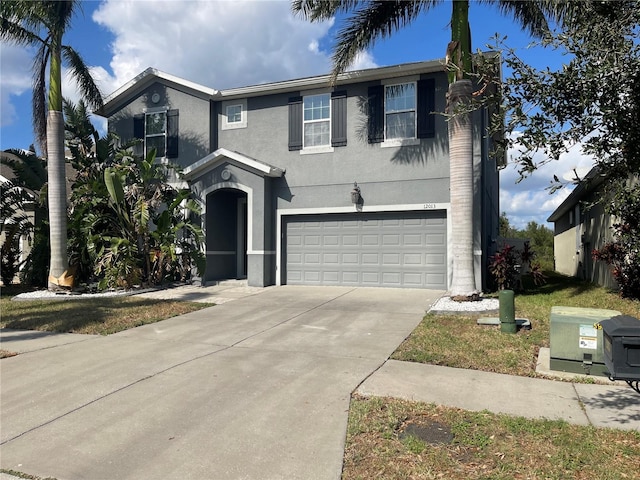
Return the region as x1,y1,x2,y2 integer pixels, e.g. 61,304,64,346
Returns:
0,0,593,229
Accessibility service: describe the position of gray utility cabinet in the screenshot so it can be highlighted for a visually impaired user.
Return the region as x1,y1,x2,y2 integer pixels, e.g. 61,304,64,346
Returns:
550,306,621,376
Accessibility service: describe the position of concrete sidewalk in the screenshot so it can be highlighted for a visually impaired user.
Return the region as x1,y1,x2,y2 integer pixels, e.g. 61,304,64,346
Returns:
357,360,640,431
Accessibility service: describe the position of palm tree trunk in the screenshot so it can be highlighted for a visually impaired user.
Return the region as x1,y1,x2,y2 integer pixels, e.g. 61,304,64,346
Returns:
47,32,70,290
448,0,476,296
448,79,476,296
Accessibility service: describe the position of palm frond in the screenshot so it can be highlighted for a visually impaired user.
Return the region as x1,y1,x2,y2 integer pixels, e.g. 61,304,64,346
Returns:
1,149,47,195
0,0,47,45
32,42,49,156
330,0,440,80
62,45,103,111
292,0,362,21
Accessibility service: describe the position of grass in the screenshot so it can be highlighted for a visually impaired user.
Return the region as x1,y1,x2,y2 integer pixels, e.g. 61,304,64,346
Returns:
346,274,640,479
0,293,213,336
392,272,640,377
343,396,640,480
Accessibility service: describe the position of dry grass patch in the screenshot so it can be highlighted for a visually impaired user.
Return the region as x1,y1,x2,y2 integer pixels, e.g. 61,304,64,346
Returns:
0,296,212,335
393,273,640,377
343,396,640,480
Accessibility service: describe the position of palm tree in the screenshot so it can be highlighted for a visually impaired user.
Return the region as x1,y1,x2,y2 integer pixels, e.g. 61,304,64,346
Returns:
0,0,103,290
292,0,565,296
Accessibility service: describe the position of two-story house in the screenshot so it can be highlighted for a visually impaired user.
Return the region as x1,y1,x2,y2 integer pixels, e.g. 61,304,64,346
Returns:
97,59,500,290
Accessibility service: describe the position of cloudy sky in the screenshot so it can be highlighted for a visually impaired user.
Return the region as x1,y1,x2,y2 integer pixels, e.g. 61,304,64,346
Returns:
0,0,594,229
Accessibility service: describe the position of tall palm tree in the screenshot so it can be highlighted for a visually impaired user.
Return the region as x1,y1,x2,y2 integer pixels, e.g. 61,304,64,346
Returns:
0,0,103,290
292,0,565,296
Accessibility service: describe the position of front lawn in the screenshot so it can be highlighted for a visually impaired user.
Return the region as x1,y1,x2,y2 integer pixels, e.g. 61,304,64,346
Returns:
392,273,640,376
0,294,213,335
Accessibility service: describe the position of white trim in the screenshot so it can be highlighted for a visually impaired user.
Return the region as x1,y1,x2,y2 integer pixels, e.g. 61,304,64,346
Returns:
381,138,420,148
200,182,254,256
383,80,418,143
300,146,334,155
248,250,276,255
275,202,450,286
302,92,331,150
222,99,247,130
183,147,284,179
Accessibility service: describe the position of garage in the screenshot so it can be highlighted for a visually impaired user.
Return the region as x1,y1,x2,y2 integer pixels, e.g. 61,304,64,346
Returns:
283,210,447,289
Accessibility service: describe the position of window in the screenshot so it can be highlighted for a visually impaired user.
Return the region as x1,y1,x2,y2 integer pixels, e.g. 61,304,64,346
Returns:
303,94,330,147
134,109,179,158
145,111,167,157
384,83,416,140
226,104,242,124
288,91,347,152
222,99,247,130
368,78,435,145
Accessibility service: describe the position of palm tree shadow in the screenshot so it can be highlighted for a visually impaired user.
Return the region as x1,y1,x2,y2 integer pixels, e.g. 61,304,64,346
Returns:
354,95,449,167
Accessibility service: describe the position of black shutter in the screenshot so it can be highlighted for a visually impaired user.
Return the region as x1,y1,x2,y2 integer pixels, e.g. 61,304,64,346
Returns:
166,109,179,158
331,91,347,147
367,85,384,143
133,114,145,157
288,96,303,151
133,114,144,140
417,78,435,139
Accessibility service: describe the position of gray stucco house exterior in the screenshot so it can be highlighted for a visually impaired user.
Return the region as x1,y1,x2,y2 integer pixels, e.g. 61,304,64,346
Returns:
98,59,500,290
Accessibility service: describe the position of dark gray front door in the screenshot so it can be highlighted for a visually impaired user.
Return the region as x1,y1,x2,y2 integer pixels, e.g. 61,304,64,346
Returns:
284,210,447,289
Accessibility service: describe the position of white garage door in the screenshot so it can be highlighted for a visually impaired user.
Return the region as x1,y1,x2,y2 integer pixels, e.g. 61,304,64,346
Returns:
284,210,447,289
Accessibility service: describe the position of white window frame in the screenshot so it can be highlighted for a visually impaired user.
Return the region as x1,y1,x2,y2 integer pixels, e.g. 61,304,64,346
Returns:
222,99,247,130
143,107,168,158
301,92,333,154
381,77,419,148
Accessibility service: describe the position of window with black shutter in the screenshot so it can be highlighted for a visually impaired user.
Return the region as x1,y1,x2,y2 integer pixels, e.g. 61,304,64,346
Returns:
368,78,436,144
133,108,179,159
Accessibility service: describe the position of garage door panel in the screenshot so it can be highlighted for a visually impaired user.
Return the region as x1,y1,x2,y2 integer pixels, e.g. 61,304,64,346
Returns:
284,211,447,289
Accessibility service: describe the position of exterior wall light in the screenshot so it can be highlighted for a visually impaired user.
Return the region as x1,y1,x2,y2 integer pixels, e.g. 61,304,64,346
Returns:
350,182,361,205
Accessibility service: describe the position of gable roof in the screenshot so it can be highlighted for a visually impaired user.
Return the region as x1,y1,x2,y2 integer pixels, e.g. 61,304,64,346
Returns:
97,68,219,117
97,59,447,117
182,147,284,180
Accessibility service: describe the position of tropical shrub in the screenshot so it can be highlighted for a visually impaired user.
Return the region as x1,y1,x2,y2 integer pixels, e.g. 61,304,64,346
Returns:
489,241,545,291
67,142,205,290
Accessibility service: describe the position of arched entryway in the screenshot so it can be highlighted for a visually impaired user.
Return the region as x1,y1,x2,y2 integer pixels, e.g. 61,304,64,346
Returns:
204,188,248,282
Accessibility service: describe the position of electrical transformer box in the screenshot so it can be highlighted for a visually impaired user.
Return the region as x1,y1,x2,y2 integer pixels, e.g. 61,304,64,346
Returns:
549,306,621,376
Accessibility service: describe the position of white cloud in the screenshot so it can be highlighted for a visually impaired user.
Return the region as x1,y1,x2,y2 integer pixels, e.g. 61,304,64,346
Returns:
347,50,379,71
0,44,32,127
93,0,335,93
500,133,596,229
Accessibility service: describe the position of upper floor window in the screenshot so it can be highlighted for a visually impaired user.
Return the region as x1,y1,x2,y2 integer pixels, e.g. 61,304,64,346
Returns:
145,111,167,158
385,83,416,140
303,94,330,148
367,78,435,146
222,99,247,130
133,109,179,159
226,104,242,124
288,91,347,152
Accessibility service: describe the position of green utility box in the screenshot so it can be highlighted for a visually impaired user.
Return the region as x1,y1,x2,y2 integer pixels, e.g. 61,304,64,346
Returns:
549,306,621,376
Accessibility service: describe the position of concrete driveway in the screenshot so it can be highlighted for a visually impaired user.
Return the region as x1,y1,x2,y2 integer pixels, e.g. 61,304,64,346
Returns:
0,286,442,480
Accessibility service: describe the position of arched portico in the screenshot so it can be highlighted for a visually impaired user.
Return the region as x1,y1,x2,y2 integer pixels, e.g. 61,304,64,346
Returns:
182,148,284,287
